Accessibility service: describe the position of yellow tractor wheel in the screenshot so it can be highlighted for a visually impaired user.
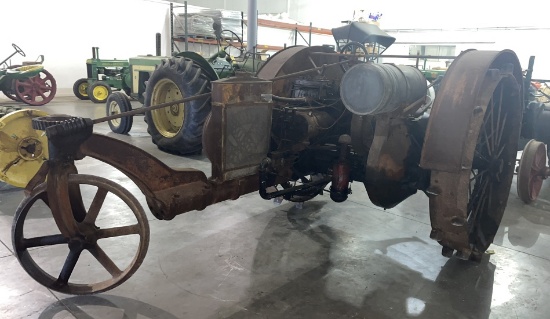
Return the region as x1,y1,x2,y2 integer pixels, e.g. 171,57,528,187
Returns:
73,78,89,100
0,109,49,188
88,81,112,103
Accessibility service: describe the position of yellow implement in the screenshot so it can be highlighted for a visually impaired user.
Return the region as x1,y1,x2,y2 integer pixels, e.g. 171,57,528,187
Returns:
0,109,48,187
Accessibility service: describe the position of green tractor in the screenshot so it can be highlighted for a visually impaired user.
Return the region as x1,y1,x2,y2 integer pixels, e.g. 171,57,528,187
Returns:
106,32,267,154
73,47,132,103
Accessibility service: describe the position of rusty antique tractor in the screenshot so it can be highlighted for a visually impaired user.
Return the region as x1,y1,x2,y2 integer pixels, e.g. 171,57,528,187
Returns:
6,24,526,294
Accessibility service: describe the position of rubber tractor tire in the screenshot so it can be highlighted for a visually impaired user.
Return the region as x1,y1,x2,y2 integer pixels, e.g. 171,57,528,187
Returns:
88,81,112,104
73,78,90,100
106,92,133,134
144,57,211,155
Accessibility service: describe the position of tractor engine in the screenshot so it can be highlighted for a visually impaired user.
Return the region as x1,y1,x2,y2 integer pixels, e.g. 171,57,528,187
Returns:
271,77,342,149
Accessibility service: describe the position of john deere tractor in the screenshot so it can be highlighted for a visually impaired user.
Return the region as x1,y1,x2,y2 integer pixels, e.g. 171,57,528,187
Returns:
105,31,266,143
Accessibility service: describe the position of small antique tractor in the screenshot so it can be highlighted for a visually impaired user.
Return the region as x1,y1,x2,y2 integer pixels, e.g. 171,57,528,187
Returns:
73,47,132,104
0,43,57,106
2,23,529,295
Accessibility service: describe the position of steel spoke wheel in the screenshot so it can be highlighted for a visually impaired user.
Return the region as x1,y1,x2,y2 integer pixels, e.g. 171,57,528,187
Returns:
422,50,523,261
517,139,547,204
12,174,150,295
14,69,57,106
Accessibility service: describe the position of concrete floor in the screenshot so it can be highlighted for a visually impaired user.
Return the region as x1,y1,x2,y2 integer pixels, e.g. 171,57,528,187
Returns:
1,93,550,319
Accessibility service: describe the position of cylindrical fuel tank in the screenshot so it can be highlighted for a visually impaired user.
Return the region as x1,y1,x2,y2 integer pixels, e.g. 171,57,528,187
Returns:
340,63,427,115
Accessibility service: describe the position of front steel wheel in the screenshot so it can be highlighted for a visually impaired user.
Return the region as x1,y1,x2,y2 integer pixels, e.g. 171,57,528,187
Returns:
12,174,150,295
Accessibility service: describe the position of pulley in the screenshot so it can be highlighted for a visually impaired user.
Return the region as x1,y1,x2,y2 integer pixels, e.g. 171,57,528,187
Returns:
0,109,49,187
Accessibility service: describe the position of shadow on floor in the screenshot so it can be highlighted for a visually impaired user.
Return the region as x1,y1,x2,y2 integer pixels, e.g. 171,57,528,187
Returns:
222,204,495,319
38,294,180,319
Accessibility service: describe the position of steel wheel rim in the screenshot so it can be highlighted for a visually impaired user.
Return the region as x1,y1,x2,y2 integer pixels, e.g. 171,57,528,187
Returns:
151,78,184,138
93,85,109,101
12,174,149,295
108,101,122,127
14,70,57,106
518,140,547,203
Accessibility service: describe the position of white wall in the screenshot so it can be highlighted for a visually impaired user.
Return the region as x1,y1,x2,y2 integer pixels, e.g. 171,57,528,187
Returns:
0,0,170,89
2,0,550,89
288,0,550,79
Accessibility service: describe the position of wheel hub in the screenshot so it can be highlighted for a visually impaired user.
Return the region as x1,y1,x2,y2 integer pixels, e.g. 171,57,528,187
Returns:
151,78,185,138
17,137,43,160
170,104,180,116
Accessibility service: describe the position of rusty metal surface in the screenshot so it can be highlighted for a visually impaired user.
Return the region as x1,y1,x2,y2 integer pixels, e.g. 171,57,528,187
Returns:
517,139,547,203
420,49,523,172
80,134,207,196
205,72,273,182
256,46,343,98
420,50,523,258
363,115,418,208
13,174,150,295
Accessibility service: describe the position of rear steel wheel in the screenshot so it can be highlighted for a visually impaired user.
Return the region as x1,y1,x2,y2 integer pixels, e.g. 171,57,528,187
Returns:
421,50,523,260
517,139,547,204
12,174,149,295
14,69,57,106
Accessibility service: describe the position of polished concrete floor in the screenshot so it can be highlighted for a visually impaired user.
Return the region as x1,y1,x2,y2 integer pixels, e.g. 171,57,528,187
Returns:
1,93,550,319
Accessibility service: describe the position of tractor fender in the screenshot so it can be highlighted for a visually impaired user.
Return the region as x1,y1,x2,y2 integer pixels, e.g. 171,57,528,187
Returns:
420,49,523,173
174,51,219,81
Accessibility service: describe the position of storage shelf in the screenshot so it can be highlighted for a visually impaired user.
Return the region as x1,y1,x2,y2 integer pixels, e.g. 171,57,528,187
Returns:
173,37,285,52
245,18,333,36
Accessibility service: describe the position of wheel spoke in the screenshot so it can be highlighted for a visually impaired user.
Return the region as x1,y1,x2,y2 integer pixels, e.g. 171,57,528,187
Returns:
496,112,508,148
28,90,37,101
474,150,490,163
22,234,68,249
489,98,495,151
83,188,108,224
468,178,490,225
96,224,141,239
19,81,33,88
495,85,504,147
88,244,122,277
483,128,493,156
55,246,83,287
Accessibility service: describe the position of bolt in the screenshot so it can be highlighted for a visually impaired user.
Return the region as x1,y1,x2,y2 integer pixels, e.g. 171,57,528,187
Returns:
473,106,483,114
